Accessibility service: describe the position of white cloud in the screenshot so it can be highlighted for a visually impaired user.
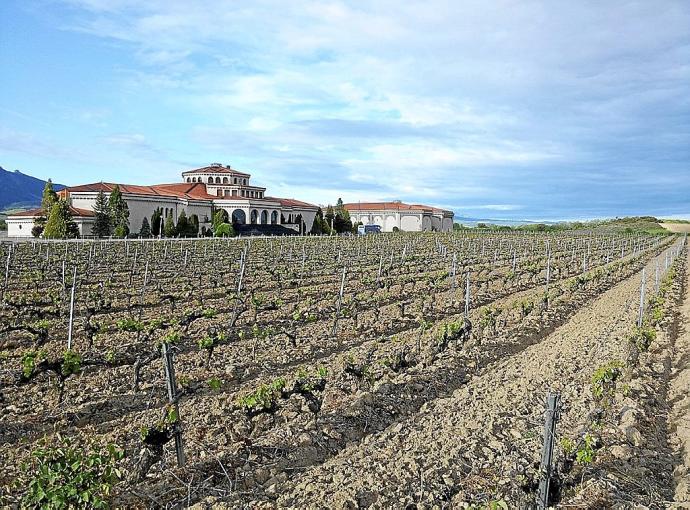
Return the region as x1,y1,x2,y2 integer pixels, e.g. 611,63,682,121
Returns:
11,0,689,218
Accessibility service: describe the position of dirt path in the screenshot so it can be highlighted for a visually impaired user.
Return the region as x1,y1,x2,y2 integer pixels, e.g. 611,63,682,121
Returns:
670,251,690,505
269,250,667,507
662,223,690,234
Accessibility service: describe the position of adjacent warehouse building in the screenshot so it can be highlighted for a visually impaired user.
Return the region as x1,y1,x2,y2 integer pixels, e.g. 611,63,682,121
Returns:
344,201,454,232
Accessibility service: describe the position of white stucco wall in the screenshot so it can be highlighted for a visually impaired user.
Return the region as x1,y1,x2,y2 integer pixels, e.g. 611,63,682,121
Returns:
69,193,213,235
401,214,420,231
6,217,35,237
385,215,398,231
6,216,95,238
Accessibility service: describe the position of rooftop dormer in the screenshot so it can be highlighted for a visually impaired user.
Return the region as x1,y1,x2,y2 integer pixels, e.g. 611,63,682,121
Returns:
182,163,252,185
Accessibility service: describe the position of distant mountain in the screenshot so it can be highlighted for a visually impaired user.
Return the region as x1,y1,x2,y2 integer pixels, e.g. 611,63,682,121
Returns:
0,166,65,211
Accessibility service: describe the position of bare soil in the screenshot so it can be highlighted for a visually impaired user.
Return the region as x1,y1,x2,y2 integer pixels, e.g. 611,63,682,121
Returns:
670,252,690,505
662,223,690,234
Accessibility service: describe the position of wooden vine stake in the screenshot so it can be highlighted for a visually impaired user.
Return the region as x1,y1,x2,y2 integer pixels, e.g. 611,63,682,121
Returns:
537,392,561,510
464,272,470,318
67,266,77,350
161,342,186,467
138,259,150,322
376,252,384,285
450,252,457,293
545,242,551,309
332,266,347,336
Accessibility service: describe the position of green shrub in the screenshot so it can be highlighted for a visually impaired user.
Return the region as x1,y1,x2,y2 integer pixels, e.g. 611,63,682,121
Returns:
214,223,234,237
202,308,217,319
479,306,501,330
575,433,597,465
21,350,45,378
560,437,575,456
16,434,123,509
236,378,286,413
591,361,623,399
630,325,657,352
61,350,82,377
160,330,181,345
197,336,214,349
516,299,534,316
116,318,144,332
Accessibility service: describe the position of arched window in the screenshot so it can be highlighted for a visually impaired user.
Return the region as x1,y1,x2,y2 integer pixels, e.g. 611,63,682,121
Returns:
215,177,221,184
223,177,228,183
232,209,246,224
186,177,191,182
271,211,278,224
208,177,213,183
260,210,268,224
250,209,258,224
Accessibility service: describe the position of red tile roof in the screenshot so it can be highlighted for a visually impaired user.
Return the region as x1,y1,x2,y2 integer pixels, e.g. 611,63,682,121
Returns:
61,182,217,201
344,202,431,212
10,206,95,218
265,197,318,209
59,182,317,210
343,202,453,215
182,164,250,177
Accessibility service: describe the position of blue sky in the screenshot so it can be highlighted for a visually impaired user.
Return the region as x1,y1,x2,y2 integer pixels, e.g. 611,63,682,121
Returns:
1,0,689,221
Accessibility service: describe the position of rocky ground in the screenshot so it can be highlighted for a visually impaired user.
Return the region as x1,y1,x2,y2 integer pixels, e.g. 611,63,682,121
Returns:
1,235,686,509
670,252,690,506
196,247,690,509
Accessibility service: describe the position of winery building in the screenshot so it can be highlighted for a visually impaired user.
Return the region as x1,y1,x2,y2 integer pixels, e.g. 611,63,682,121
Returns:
6,164,319,237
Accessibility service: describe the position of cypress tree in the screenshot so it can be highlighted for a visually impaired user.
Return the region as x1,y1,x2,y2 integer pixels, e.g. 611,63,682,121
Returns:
163,212,176,237
33,178,59,237
43,199,78,239
108,185,130,236
176,210,189,237
92,190,111,238
325,205,335,232
151,208,162,236
333,198,352,233
335,198,351,221
41,179,58,212
139,217,151,237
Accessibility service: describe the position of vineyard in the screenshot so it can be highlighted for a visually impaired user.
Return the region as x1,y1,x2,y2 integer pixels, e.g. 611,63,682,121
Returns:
0,231,688,508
